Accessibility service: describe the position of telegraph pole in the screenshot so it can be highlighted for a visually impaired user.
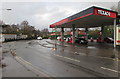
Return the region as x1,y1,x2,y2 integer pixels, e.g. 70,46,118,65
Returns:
118,1,119,12
118,1,120,14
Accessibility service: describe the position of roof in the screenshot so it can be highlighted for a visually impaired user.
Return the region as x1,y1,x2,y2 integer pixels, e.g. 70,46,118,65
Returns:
0,25,10,27
50,6,118,28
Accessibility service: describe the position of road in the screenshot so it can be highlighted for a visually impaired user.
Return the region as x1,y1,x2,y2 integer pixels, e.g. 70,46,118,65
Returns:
2,39,120,77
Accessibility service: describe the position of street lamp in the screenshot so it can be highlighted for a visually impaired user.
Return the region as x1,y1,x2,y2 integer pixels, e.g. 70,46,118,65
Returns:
1,9,12,11
117,0,120,11
6,9,12,10
0,8,12,41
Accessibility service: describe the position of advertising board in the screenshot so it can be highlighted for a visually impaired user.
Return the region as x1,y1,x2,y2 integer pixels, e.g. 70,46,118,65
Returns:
116,26,120,45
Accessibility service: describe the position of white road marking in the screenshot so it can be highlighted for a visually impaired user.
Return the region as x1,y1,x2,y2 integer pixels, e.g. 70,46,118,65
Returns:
55,54,63,58
97,56,120,61
77,51,119,61
101,67,120,73
54,54,80,62
74,60,81,62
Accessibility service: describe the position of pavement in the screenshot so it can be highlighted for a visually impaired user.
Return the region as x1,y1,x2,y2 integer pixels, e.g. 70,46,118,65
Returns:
1,39,120,78
0,46,2,79
2,48,38,77
0,67,2,79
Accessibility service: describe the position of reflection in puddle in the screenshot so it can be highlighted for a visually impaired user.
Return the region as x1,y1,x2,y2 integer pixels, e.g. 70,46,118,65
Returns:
87,46,96,49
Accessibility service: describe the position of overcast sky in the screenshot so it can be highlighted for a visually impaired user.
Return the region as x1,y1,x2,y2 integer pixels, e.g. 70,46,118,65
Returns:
0,0,119,31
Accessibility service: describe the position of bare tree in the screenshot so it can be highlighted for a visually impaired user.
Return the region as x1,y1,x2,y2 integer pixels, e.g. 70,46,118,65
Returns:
0,20,5,25
110,5,120,13
20,20,29,28
41,28,49,37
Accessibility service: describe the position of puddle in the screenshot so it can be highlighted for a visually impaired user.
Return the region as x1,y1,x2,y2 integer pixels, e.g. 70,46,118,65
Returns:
87,46,96,49
44,44,53,48
42,43,48,45
78,53,86,56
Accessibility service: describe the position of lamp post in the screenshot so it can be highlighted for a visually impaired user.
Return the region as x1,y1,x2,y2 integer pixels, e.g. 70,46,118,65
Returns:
0,8,12,79
118,1,120,14
0,8,12,34
6,9,12,10
0,8,12,40
1,9,12,11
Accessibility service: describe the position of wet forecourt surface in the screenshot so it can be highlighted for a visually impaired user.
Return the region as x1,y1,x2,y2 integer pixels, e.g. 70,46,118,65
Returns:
2,39,120,78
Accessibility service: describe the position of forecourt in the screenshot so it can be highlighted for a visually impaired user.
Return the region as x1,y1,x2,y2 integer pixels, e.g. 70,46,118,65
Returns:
50,6,120,47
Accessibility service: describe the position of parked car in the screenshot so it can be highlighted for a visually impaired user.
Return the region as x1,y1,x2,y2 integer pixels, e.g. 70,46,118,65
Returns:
75,37,88,44
37,37,42,40
104,37,114,43
58,36,66,41
65,37,70,43
96,37,103,43
57,36,61,40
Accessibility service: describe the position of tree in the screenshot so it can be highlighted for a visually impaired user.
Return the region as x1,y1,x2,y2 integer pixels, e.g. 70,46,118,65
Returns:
19,21,36,38
101,5,120,38
2,24,19,34
40,28,50,38
103,26,114,38
89,29,100,39
1,20,47,39
0,20,5,25
20,20,29,29
110,5,120,13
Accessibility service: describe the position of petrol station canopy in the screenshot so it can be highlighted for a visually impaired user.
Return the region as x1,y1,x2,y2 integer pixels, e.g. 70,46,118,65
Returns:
50,6,118,28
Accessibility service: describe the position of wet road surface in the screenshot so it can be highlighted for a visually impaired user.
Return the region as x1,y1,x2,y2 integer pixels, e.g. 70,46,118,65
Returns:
2,39,120,77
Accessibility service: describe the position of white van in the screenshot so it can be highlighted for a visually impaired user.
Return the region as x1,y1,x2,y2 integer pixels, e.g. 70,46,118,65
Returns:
37,37,42,40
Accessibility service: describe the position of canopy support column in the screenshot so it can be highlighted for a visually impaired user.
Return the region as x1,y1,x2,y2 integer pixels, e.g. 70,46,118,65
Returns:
61,27,64,42
114,19,116,48
76,28,79,38
72,25,75,44
101,26,104,42
85,28,88,41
